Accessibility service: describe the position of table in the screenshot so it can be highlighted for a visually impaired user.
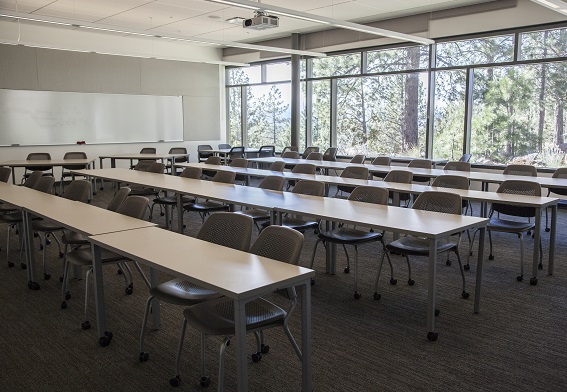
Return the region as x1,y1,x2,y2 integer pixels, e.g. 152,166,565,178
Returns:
89,226,314,392
1,158,96,185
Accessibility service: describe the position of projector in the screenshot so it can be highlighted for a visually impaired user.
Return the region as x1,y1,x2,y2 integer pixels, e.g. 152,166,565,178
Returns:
243,12,279,30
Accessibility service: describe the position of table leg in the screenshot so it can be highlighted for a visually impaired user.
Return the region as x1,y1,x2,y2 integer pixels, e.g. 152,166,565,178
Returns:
426,238,438,341
325,220,336,275
22,211,40,290
549,204,557,275
301,280,313,392
176,194,184,234
91,244,112,346
531,208,542,285
480,182,489,217
11,167,16,185
99,158,105,190
474,227,486,314
234,299,248,392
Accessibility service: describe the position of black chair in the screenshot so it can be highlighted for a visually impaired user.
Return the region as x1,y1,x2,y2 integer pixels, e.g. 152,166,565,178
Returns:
323,147,338,162
301,147,319,159
218,143,231,150
258,145,275,157
335,166,369,198
60,152,89,195
197,145,214,163
167,147,188,174
407,159,432,184
21,152,53,184
370,156,392,179
183,171,236,223
201,156,223,179
459,154,472,163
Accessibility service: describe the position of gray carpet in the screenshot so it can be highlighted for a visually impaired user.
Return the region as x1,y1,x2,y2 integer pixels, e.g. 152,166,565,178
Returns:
1,182,566,391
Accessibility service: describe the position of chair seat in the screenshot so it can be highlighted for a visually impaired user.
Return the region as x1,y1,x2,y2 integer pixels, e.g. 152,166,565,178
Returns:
62,231,89,245
184,296,286,336
318,227,382,245
150,278,221,306
233,209,270,221
66,247,126,266
130,188,159,197
0,211,22,223
386,236,457,256
0,203,18,213
488,218,535,233
153,195,195,205
183,201,228,212
275,216,318,232
32,219,64,232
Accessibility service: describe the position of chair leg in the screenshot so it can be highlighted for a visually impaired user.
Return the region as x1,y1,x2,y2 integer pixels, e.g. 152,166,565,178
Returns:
309,239,322,269
453,250,469,299
488,230,494,260
119,262,134,295
169,319,188,387
60,260,71,309
405,255,414,286
373,252,387,300
82,268,92,330
353,246,360,299
139,295,155,362
517,233,524,282
342,244,350,273
218,336,230,392
466,228,480,270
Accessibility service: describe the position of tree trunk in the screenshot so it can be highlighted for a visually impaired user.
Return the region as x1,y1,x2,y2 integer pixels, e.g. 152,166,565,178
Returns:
537,31,548,152
555,103,564,146
402,47,420,152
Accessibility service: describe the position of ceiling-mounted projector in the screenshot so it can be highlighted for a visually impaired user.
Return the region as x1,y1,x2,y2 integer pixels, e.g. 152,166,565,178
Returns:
243,11,279,30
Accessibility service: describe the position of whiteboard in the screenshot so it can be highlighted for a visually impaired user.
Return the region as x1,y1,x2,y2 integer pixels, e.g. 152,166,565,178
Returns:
0,89,183,145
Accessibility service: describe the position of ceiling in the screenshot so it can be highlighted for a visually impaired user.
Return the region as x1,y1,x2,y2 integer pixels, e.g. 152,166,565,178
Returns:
0,0,497,44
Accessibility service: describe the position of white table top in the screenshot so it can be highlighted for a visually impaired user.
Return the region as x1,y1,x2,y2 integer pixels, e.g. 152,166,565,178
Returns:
200,148,260,155
99,153,187,160
89,226,314,300
1,158,94,167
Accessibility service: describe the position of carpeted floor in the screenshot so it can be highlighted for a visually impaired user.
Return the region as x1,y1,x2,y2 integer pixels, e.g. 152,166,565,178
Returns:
1,181,566,391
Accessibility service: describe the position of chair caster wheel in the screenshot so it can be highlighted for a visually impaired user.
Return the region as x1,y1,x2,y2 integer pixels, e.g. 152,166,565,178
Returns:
344,267,350,274
21,263,27,270
81,320,91,330
160,212,165,216
435,309,440,316
61,301,67,309
170,376,181,387
354,292,361,299
530,277,538,286
44,273,51,280
427,332,438,341
139,352,149,362
488,255,494,261
59,276,64,283
125,287,133,295
464,264,470,271
545,227,550,232
98,331,113,346
117,269,123,275
39,244,44,250
408,279,415,286
310,278,315,286
59,252,64,258
252,352,262,362
390,278,397,285
373,292,381,300
469,251,473,256
446,260,451,266
516,275,523,282
538,263,543,270
200,376,210,387
28,281,40,290
462,291,469,299
65,292,71,300
7,262,14,268
261,344,269,354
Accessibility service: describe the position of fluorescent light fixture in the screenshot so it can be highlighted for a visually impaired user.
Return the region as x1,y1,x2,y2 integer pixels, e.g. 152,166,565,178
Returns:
531,0,567,15
206,0,434,45
0,10,326,57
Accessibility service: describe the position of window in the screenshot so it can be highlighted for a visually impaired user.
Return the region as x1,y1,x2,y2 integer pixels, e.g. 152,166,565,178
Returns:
436,35,514,68
227,65,261,85
367,45,429,73
519,27,567,61
266,62,291,82
312,53,361,78
247,84,291,151
228,87,242,146
310,80,331,151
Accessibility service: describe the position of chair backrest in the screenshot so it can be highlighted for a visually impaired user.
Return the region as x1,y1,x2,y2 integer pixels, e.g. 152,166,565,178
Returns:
301,147,320,159
62,151,88,170
413,191,463,215
140,148,156,154
459,153,472,163
116,196,149,219
0,167,11,183
259,175,285,191
350,154,366,164
323,147,338,161
169,147,188,163
348,186,389,205
134,160,154,171
341,166,369,180
431,175,469,190
146,162,165,173
230,158,248,168
258,145,275,158
282,151,300,159
198,145,213,151
212,170,236,184
503,164,537,177
228,146,245,159
268,161,286,171
292,180,325,196
305,152,323,161
282,146,299,154
292,163,316,175
493,180,541,217
106,187,131,212
61,180,91,202
204,156,222,165
444,161,471,172
23,171,43,188
197,145,214,161
180,167,202,179
383,170,413,184
552,167,567,179
250,225,304,265
197,212,253,251
32,176,55,194
26,152,51,171
218,143,231,149
371,156,391,166
407,159,432,169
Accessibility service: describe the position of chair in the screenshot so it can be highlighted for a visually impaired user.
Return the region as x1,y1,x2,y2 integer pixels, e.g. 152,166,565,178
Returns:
60,152,90,195
288,163,317,189
383,170,413,206
202,156,223,179
198,145,214,163
444,161,471,172
282,151,300,159
229,158,248,185
301,147,319,159
376,191,469,300
140,212,254,363
0,167,11,183
503,164,537,177
370,156,392,179
258,145,275,158
32,180,91,280
131,162,166,219
335,166,369,198
183,171,236,223
268,161,286,172
132,160,155,171
130,147,157,169
21,152,53,184
305,152,323,161
170,225,304,389
323,147,338,162
469,180,542,285
60,187,132,307
150,167,202,227
226,146,245,164
545,167,567,232
234,176,286,230
311,186,394,299
459,154,472,163
218,143,231,150
63,196,150,330
168,147,188,174
281,146,299,154
407,159,432,184
350,154,366,164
